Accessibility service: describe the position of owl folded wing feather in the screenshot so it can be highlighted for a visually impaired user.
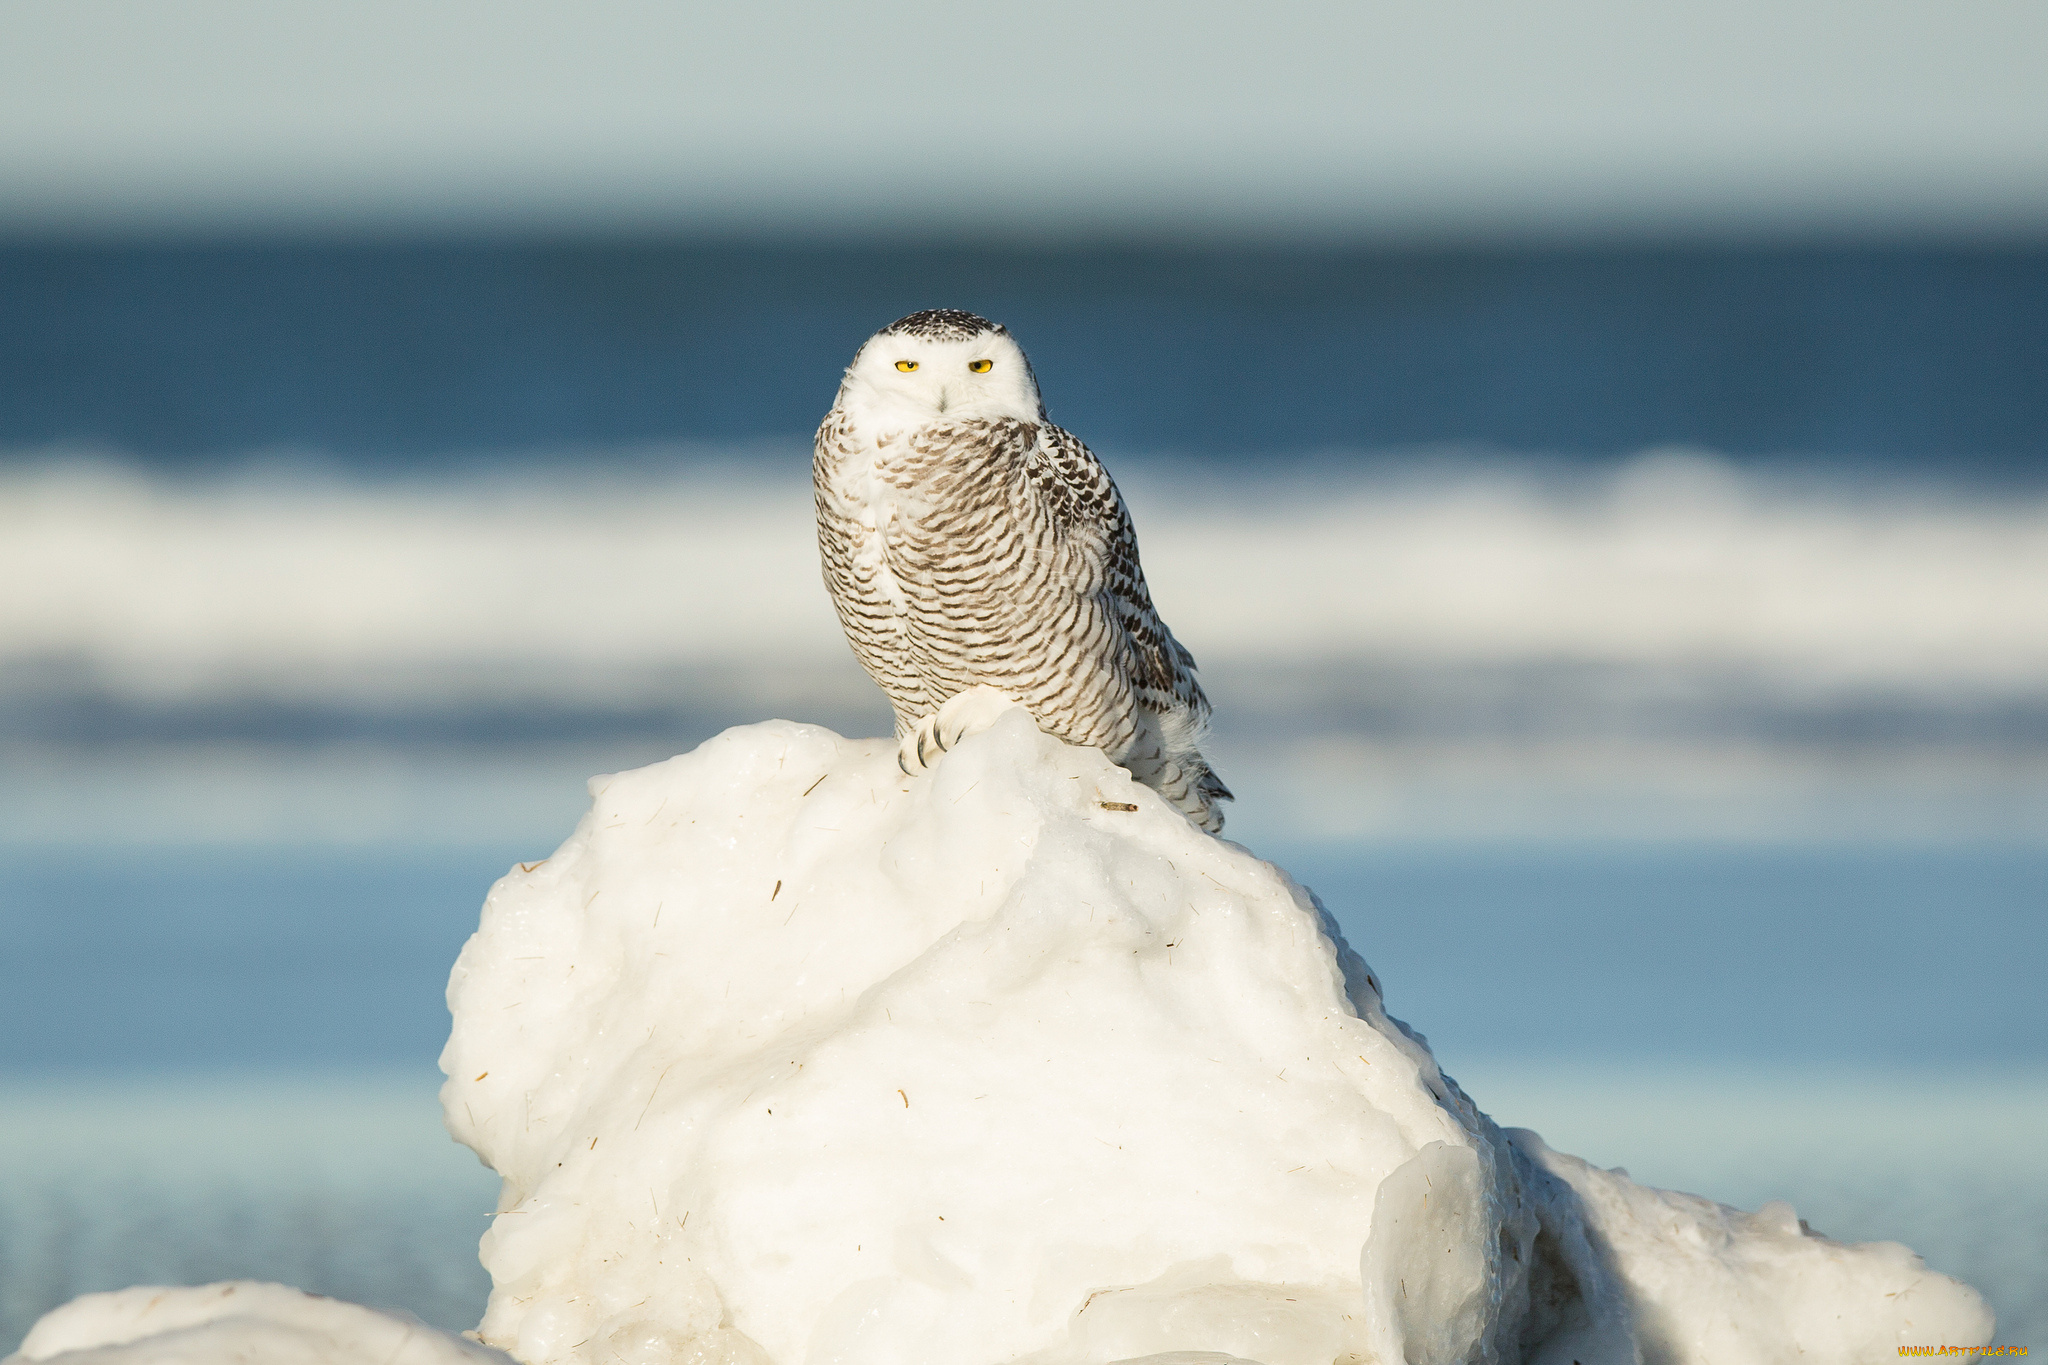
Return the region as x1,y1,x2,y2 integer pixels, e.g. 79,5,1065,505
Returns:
1032,425,1212,723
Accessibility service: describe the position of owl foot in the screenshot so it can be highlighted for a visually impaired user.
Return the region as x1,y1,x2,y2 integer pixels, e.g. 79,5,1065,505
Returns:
898,686,1028,777
1136,754,1231,834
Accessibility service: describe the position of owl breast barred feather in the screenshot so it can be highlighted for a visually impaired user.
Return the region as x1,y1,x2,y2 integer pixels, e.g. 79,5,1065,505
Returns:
813,308,1231,832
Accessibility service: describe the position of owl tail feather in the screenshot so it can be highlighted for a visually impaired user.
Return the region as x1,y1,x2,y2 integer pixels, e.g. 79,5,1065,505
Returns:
1146,754,1230,835
1126,703,1230,833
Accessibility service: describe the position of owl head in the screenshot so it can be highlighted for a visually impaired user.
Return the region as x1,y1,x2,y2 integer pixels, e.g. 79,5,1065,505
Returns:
837,309,1046,425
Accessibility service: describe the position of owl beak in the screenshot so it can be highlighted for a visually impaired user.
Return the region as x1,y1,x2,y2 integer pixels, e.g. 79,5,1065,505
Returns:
935,386,949,415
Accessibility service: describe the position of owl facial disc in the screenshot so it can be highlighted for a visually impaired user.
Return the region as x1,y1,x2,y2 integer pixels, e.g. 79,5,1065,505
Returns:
839,309,1043,426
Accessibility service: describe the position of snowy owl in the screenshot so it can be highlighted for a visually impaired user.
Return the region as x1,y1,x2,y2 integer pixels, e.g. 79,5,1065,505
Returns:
814,308,1231,832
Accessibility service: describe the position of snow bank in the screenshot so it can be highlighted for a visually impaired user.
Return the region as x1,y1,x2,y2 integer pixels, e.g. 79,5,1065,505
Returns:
3,1282,512,1365
438,707,1992,1364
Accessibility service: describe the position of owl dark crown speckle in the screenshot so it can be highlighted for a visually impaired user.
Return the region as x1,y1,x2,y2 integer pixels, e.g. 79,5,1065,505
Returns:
880,309,1006,341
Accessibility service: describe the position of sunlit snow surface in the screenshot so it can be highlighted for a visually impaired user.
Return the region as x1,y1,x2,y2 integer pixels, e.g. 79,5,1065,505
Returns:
427,714,1984,1363
5,1281,510,1365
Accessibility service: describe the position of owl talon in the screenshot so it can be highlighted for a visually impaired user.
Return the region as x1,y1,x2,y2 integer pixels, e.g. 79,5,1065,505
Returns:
897,686,1030,779
899,715,947,777
897,714,942,777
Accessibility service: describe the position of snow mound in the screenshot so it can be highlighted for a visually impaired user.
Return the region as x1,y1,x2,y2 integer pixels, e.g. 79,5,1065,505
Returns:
439,707,1992,1365
4,1282,512,1365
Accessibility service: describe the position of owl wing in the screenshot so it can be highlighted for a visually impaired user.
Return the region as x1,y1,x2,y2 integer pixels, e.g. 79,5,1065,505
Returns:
1030,423,1211,725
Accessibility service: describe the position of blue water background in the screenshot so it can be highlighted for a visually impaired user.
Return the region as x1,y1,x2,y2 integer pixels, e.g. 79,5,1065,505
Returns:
5,840,2041,1076
3,240,2044,474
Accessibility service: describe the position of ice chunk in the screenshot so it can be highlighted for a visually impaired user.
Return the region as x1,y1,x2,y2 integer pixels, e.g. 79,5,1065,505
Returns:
1358,1142,1492,1364
1512,1131,1994,1364
4,1281,511,1364
437,709,1991,1364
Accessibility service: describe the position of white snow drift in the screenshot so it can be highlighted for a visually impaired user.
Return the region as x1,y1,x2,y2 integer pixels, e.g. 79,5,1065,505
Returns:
426,704,1991,1365
4,1282,512,1365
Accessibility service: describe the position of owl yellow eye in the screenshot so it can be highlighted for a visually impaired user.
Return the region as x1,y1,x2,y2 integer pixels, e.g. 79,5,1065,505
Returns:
895,360,918,372
968,359,993,373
